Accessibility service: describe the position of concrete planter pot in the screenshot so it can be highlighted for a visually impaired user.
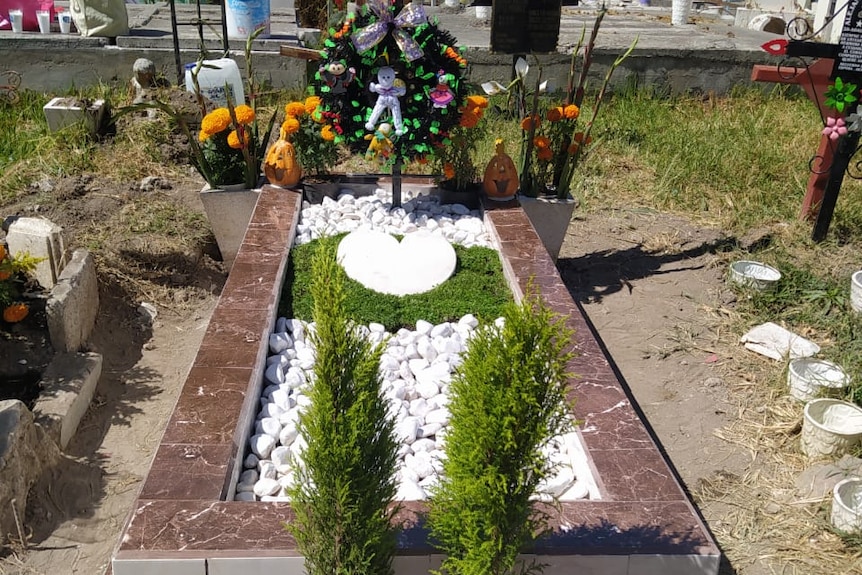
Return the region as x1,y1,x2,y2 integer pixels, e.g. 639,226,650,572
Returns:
43,97,107,137
788,358,850,402
518,193,577,261
832,477,862,533
199,183,262,270
801,398,862,459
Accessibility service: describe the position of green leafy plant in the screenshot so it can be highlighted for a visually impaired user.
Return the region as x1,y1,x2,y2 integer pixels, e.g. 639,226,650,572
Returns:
428,285,576,575
285,237,400,575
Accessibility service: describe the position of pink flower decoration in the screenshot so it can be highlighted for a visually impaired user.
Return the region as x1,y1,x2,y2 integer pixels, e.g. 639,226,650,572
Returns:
823,116,849,141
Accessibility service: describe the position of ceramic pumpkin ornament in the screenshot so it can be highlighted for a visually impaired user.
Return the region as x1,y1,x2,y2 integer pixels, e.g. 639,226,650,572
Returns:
264,127,302,188
483,139,519,200
3,302,28,323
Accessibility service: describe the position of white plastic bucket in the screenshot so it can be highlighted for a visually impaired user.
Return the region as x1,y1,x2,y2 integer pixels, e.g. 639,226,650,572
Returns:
832,477,862,533
851,270,862,313
475,6,491,19
184,58,246,109
801,399,862,459
788,358,851,402
226,0,270,39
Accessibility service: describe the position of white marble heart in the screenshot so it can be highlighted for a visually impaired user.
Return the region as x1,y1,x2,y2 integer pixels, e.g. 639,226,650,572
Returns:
336,230,457,296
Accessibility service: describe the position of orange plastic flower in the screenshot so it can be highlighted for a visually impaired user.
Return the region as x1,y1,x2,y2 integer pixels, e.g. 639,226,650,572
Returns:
536,146,553,161
282,117,301,135
466,95,488,110
520,115,541,131
443,162,455,180
546,106,564,122
533,135,550,148
321,124,336,141
459,110,480,128
285,102,306,117
201,108,232,135
234,104,255,125
227,129,248,149
305,96,322,115
564,104,580,119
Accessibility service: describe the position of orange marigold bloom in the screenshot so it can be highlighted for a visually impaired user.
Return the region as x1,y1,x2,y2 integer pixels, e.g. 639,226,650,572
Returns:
227,129,247,149
567,142,579,155
201,108,231,135
536,146,554,161
234,104,255,125
546,106,564,122
305,96,322,115
573,131,592,144
466,95,488,110
533,135,551,148
564,104,580,119
443,162,456,180
321,125,336,141
520,115,541,131
285,102,306,117
198,129,210,142
282,117,301,135
459,110,480,128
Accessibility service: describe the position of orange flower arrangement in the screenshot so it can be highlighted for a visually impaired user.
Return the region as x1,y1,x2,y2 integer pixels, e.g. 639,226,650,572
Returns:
280,95,341,177
433,95,489,192
197,101,274,188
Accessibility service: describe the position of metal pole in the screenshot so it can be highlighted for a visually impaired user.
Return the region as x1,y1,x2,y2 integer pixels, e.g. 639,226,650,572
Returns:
169,0,183,84
812,131,859,242
392,158,402,208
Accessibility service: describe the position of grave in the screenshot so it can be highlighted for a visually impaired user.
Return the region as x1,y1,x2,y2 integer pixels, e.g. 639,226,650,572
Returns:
110,184,720,575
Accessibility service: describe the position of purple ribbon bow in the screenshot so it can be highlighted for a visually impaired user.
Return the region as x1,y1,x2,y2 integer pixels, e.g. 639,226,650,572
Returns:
351,0,428,62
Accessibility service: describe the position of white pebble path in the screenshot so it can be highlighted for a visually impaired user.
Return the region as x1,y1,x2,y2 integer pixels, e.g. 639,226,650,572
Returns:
235,190,597,502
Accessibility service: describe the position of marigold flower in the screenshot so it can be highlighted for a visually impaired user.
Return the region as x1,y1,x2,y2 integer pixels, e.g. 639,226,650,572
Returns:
198,129,210,142
305,96,322,115
234,104,255,125
443,162,455,180
533,135,550,148
459,110,480,128
546,106,564,122
227,129,244,149
201,108,231,135
564,104,580,119
466,95,488,110
520,115,541,131
567,142,580,155
285,102,306,117
573,131,592,144
536,146,553,161
415,155,428,165
311,108,325,124
282,117,301,135
321,124,336,141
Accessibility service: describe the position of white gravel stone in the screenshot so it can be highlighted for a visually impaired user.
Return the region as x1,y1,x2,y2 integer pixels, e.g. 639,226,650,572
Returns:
251,434,276,459
254,478,282,497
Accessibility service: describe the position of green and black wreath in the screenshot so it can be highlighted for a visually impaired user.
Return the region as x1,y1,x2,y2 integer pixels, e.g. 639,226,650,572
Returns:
312,0,469,162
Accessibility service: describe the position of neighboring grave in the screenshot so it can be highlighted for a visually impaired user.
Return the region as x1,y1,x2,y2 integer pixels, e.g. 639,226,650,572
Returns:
6,216,67,289
46,249,99,353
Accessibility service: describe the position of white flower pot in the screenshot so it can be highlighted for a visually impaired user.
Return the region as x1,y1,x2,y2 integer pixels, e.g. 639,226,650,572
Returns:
801,398,862,459
200,184,261,270
788,358,850,402
475,5,491,19
671,0,691,25
43,97,107,137
832,478,862,533
851,270,862,313
444,0,460,7
728,260,781,291
518,193,577,262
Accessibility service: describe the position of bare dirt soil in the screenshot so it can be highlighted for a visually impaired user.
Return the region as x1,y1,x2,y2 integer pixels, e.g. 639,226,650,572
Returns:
0,183,838,575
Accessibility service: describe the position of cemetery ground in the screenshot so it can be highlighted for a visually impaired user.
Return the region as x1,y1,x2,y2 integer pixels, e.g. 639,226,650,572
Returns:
2,86,862,575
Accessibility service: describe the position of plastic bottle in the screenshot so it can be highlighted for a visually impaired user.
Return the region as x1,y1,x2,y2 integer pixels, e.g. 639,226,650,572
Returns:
184,58,246,109
225,0,271,40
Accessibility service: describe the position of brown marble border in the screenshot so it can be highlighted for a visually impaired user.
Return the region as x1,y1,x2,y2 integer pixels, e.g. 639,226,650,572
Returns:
112,185,720,575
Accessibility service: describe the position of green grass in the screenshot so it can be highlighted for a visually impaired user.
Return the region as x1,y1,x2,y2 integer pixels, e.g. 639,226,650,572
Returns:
280,234,512,331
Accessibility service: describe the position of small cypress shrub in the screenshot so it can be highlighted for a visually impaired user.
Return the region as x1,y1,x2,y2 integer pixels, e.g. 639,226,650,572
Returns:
286,237,400,575
428,286,575,575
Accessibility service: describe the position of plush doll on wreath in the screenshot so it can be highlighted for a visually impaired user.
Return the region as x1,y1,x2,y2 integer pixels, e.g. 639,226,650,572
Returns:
311,0,470,164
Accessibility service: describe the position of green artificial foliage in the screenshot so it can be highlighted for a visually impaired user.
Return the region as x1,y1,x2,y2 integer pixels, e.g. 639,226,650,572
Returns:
428,286,575,575
285,237,400,575
279,235,511,330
